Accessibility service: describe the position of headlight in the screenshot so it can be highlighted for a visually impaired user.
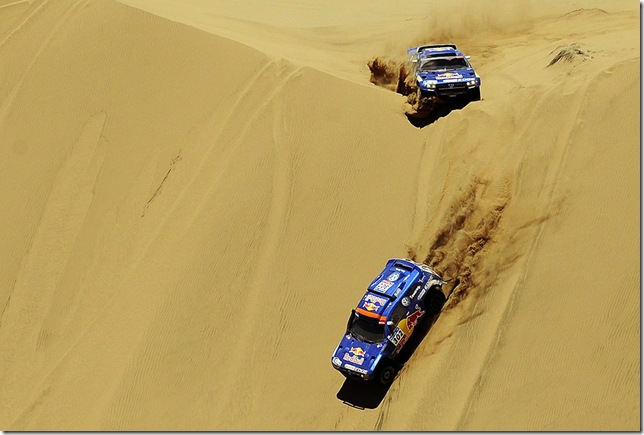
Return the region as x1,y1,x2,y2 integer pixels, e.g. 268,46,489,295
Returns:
423,80,437,89
467,80,477,86
332,357,342,366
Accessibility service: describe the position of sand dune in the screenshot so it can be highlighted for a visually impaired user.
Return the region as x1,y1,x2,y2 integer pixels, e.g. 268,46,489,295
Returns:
0,0,639,430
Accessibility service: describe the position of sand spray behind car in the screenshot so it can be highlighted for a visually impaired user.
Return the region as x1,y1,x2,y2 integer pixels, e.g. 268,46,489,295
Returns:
367,56,420,107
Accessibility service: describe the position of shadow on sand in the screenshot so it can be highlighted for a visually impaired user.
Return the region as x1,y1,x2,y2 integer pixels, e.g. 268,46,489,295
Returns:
406,97,473,128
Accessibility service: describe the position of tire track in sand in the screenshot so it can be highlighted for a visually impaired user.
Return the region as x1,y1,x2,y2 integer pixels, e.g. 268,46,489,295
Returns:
3,111,107,427
207,61,301,427
450,80,588,429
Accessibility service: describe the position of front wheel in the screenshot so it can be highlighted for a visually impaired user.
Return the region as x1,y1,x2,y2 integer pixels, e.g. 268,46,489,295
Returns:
469,87,481,102
375,361,398,386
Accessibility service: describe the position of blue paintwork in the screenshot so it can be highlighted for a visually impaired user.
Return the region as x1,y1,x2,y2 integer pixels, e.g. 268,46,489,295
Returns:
407,44,481,97
331,258,444,383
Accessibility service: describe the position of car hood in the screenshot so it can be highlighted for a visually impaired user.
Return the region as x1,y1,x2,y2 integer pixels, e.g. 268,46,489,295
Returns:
334,334,384,372
418,68,476,83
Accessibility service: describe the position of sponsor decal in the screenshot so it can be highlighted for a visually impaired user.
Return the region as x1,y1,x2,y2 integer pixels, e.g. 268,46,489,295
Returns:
437,72,462,79
419,279,441,300
343,347,365,364
365,294,388,305
344,364,368,374
375,280,394,292
424,46,452,52
418,279,433,300
387,272,401,281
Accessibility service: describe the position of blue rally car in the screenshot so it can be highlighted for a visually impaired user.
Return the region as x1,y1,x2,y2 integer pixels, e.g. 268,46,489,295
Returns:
407,44,481,102
331,258,447,386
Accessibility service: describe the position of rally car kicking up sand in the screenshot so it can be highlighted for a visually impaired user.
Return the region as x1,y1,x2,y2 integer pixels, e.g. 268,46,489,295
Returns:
331,258,449,386
400,44,481,117
407,43,481,102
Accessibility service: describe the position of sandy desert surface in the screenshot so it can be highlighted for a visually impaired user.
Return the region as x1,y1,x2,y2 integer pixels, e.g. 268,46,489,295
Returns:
0,0,639,430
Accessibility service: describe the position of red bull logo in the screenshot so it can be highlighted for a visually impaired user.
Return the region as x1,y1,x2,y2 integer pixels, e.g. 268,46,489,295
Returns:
364,302,379,312
343,347,365,364
362,294,387,312
389,306,425,352
406,307,424,330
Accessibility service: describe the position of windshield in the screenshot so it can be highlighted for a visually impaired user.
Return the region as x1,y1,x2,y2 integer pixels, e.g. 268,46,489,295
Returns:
348,312,385,344
420,57,468,72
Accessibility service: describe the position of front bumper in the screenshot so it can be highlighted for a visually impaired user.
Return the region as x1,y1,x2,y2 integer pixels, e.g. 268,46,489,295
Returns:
420,80,479,97
333,360,373,381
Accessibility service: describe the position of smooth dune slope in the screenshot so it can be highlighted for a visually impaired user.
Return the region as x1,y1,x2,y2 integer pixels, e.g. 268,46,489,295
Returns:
0,0,639,430
0,0,425,430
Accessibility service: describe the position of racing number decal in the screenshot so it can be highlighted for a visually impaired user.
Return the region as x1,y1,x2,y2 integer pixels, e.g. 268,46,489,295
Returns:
389,327,405,347
375,280,393,292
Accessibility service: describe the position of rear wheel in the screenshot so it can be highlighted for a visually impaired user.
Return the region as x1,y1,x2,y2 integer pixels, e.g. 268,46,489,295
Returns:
426,286,446,315
375,361,397,386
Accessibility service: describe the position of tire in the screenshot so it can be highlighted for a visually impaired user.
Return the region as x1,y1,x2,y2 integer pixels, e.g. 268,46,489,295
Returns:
375,361,397,386
469,87,481,102
426,286,446,315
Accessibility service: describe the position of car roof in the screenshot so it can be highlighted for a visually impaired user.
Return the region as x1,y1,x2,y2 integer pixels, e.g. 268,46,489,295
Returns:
417,44,462,59
368,260,419,296
355,291,392,320
418,55,469,70
354,259,426,319
354,259,441,322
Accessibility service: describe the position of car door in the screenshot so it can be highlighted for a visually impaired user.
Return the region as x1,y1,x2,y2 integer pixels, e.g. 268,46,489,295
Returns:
387,283,425,354
387,302,409,354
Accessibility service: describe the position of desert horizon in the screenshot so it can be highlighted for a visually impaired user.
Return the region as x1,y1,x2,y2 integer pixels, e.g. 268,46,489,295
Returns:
0,0,639,430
